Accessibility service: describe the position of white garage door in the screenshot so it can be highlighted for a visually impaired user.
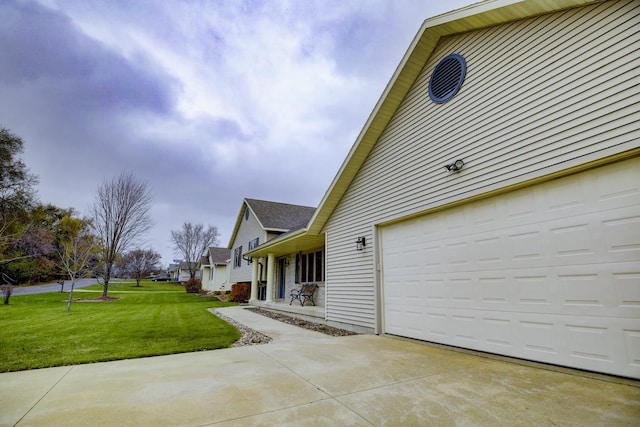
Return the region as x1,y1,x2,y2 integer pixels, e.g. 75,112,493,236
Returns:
381,157,640,379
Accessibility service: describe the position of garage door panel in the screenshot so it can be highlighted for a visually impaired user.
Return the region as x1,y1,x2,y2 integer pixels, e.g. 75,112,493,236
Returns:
388,307,638,374
411,263,639,318
622,329,640,368
381,157,640,378
603,215,640,255
615,272,640,308
401,208,639,275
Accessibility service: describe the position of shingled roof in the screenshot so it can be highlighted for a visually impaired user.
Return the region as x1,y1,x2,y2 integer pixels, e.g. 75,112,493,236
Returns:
227,198,316,249
244,198,315,231
208,247,231,264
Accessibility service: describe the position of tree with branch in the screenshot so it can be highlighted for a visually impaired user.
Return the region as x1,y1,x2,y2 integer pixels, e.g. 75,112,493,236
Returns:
56,216,98,311
0,127,38,268
89,172,152,297
170,222,219,280
119,248,161,287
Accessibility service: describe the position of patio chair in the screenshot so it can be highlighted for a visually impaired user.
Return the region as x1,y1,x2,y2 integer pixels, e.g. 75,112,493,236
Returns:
290,283,318,306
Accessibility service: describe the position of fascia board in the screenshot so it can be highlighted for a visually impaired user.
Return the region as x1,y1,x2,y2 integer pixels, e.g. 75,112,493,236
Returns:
306,0,601,235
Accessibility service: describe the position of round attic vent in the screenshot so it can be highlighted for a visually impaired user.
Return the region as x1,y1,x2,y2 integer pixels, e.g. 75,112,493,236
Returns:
428,53,467,103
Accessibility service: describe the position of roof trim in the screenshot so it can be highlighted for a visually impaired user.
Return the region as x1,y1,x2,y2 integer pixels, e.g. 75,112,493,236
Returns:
245,227,325,258
227,199,249,249
227,198,316,248
227,198,282,249
246,228,307,257
306,0,603,234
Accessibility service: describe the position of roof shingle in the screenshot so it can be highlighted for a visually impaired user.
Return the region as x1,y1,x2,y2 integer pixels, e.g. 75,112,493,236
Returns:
245,198,315,231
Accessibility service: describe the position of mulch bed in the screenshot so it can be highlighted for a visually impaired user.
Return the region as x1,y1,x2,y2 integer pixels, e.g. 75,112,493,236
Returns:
245,307,358,337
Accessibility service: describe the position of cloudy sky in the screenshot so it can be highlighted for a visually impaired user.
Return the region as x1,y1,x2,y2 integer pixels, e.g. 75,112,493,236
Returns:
1,0,478,266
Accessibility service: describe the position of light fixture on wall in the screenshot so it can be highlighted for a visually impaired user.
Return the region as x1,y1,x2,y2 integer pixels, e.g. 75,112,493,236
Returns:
356,237,366,251
444,159,465,172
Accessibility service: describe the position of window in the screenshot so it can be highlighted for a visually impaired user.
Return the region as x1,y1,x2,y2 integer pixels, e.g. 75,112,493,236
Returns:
296,249,324,283
247,238,259,265
233,246,242,268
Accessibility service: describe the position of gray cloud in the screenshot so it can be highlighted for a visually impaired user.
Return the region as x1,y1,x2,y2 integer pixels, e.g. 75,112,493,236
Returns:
1,0,476,264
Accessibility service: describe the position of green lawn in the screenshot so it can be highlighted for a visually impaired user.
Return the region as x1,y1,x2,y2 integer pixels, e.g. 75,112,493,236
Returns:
0,280,241,372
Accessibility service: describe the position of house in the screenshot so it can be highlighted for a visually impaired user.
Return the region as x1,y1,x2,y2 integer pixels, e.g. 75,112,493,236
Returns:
200,247,230,292
227,198,316,299
177,262,199,283
167,263,179,282
247,0,640,379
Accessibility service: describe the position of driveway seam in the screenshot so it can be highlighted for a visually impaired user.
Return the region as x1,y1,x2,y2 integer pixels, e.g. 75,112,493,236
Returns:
251,345,375,426
13,366,75,427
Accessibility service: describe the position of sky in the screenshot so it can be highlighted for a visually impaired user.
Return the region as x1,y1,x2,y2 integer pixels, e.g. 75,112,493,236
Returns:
1,0,479,267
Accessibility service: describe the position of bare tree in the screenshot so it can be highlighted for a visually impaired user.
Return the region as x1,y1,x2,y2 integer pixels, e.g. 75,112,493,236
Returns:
1,272,16,305
170,222,219,279
56,216,98,311
90,172,152,297
119,248,161,287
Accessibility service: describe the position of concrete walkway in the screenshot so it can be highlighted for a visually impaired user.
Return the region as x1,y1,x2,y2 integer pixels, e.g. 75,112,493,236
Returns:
1,306,639,426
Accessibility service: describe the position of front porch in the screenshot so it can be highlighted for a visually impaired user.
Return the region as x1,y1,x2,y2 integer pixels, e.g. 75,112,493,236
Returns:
249,299,325,324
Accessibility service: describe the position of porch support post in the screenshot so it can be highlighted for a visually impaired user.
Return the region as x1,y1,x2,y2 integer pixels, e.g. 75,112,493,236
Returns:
249,257,259,303
265,253,275,302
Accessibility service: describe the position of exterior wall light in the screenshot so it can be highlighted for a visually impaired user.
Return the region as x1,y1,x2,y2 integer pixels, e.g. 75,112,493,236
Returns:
356,237,366,251
445,159,465,172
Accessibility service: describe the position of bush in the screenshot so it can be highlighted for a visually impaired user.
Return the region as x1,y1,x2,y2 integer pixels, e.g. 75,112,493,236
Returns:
185,278,202,294
229,283,250,303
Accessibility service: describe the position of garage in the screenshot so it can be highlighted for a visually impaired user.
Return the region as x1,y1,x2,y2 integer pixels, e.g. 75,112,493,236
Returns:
381,157,640,379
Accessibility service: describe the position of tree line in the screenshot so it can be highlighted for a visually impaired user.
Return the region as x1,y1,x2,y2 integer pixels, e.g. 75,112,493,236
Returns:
0,127,159,303
1,127,220,304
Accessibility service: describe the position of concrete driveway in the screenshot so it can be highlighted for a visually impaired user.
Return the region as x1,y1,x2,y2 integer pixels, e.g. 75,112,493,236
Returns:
1,306,638,426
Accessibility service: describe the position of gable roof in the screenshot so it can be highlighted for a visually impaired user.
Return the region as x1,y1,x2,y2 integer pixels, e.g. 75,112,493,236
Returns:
227,198,315,248
306,0,601,234
246,198,315,231
179,261,198,270
245,0,602,258
209,247,231,265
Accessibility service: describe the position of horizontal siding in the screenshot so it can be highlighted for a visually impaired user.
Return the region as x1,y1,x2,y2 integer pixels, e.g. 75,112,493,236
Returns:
229,207,264,284
324,1,640,329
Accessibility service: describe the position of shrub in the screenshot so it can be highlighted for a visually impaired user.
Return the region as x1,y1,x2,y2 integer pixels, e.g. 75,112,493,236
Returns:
229,283,250,303
185,278,202,294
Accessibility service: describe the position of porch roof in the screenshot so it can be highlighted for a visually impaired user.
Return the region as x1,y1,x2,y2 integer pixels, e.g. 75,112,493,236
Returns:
245,227,324,258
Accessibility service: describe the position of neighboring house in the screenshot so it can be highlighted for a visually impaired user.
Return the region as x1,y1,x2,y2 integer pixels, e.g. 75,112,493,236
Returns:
200,247,231,292
227,198,316,298
247,0,640,379
167,263,179,282
177,262,199,283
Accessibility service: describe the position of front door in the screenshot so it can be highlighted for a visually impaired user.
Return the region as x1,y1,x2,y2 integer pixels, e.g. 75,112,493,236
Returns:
277,258,286,299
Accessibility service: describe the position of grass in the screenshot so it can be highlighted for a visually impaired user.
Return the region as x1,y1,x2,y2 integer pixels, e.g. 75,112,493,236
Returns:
0,280,241,372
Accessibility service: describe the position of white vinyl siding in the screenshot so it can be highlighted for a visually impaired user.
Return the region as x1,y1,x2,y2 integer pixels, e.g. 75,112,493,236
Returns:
212,264,228,291
200,266,212,291
229,207,266,284
323,1,640,330
326,232,377,329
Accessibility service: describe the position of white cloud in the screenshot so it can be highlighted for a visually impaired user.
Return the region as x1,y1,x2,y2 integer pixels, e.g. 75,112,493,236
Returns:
6,0,479,265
